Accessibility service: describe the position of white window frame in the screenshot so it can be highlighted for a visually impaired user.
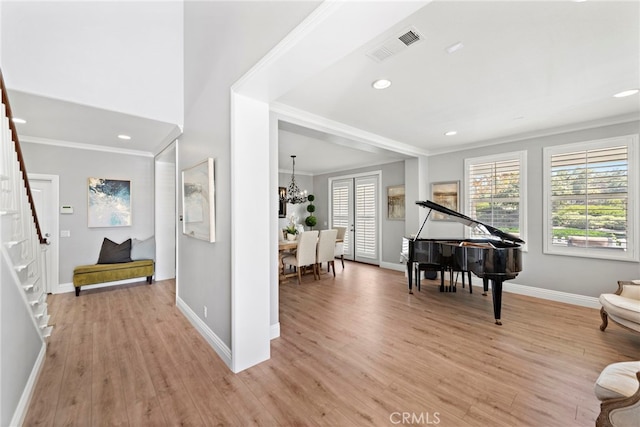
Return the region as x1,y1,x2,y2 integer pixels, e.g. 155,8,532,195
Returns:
543,134,639,262
463,150,527,250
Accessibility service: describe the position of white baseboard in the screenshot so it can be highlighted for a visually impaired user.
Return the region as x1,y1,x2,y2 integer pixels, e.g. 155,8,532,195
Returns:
380,261,405,272
502,281,600,309
176,296,233,370
11,342,46,427
270,322,280,339
56,277,152,294
382,266,600,309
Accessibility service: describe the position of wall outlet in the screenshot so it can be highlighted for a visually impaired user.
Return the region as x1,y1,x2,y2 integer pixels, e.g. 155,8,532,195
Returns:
204,306,208,318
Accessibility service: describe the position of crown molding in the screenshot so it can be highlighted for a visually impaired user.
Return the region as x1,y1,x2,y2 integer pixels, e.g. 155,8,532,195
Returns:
271,102,430,158
426,113,640,157
20,135,154,158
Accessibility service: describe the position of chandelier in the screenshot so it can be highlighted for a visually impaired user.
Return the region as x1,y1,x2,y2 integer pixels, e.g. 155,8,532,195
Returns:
282,155,307,204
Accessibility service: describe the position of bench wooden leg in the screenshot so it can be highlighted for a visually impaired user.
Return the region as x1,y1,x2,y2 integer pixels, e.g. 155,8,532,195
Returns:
147,276,153,284
75,287,80,297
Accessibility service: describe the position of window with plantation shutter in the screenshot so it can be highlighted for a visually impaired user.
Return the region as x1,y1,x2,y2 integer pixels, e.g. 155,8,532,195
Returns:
464,151,527,244
355,177,377,260
543,135,638,261
331,180,351,257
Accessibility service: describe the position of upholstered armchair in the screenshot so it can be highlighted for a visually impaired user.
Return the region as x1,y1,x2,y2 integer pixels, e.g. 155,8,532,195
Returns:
599,280,640,333
594,361,640,427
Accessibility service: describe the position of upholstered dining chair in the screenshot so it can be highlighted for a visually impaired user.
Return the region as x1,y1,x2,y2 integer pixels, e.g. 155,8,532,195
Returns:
317,229,338,277
282,230,319,284
333,226,347,268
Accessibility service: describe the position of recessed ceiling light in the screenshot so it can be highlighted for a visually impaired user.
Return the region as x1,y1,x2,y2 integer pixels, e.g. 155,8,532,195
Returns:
118,134,131,140
446,42,464,54
12,117,26,124
444,130,457,136
613,89,639,98
372,79,392,90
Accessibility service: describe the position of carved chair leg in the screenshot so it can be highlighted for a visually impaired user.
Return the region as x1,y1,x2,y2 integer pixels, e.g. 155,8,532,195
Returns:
599,307,609,331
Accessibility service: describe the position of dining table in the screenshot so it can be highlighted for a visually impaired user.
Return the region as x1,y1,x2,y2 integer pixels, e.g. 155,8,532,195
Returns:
278,238,343,283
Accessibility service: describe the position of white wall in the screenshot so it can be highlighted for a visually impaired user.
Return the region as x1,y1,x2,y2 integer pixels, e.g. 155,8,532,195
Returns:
0,1,183,126
20,142,155,288
1,244,43,427
180,1,319,364
426,120,640,297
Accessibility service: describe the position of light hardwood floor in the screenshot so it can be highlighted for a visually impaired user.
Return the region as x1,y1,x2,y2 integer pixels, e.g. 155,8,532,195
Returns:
25,262,639,426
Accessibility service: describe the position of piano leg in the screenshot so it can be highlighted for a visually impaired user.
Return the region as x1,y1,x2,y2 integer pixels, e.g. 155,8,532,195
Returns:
407,262,414,294
490,278,503,325
482,277,489,296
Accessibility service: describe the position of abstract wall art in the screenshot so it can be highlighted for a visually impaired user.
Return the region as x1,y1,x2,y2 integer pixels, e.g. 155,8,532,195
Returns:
88,178,132,227
182,158,216,242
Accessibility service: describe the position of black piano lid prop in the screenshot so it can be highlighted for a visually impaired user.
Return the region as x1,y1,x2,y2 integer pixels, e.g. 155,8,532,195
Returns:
415,200,525,245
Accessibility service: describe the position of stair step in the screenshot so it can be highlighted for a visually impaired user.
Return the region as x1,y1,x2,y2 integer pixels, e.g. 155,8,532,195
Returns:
39,314,51,328
27,291,41,306
41,326,53,338
14,258,35,272
5,238,27,248
33,304,46,319
22,277,40,291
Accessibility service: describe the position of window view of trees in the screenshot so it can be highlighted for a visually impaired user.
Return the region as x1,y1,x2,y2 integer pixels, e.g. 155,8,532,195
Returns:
468,158,521,236
550,146,628,249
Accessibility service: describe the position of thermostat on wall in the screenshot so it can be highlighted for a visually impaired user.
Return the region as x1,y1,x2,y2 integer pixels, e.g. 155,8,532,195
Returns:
60,205,74,214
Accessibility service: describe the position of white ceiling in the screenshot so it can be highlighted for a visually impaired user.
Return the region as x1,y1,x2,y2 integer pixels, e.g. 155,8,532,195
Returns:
6,1,640,173
9,90,181,155
277,0,640,159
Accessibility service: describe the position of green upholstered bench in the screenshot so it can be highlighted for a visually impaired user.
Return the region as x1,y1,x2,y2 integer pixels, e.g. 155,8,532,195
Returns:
73,259,154,296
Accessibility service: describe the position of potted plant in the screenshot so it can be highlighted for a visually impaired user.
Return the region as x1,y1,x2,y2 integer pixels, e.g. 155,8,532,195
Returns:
305,194,317,229
284,216,298,241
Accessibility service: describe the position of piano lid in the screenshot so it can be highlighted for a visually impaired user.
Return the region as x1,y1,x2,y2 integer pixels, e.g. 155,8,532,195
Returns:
417,200,525,244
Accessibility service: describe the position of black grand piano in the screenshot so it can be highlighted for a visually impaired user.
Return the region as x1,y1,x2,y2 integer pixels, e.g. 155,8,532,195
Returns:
403,200,524,325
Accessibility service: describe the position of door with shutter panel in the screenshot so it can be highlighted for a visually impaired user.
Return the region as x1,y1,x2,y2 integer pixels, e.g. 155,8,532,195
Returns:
330,175,379,265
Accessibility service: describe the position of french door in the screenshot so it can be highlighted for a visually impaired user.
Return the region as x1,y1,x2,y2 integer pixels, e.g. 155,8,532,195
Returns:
330,174,379,265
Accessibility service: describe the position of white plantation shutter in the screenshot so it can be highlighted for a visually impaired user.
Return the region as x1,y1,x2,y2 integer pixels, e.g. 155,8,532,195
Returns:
465,151,526,241
332,180,351,256
355,176,377,260
544,135,638,261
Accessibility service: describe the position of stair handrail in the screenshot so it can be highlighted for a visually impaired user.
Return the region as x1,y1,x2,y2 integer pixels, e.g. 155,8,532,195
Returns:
0,68,47,244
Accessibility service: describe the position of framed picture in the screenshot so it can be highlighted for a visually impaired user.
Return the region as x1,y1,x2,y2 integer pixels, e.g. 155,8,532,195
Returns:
182,158,216,242
431,181,459,221
88,178,131,227
278,187,287,218
387,185,405,220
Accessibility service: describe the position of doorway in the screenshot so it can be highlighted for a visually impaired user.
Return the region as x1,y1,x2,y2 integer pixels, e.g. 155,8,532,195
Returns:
329,172,380,265
154,141,177,283
28,174,60,294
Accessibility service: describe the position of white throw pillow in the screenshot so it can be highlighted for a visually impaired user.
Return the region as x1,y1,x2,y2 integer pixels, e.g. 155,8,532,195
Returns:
131,236,156,261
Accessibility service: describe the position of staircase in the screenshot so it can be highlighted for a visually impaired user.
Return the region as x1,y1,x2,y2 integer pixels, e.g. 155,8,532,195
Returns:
1,70,53,341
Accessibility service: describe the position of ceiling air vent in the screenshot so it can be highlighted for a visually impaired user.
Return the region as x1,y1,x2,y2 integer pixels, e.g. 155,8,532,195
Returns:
366,26,424,63
398,29,421,46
